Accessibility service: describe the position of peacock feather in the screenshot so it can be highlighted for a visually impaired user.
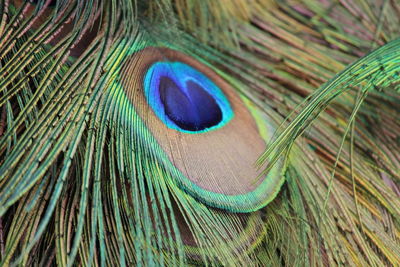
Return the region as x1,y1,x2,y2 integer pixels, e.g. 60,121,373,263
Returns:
0,0,399,266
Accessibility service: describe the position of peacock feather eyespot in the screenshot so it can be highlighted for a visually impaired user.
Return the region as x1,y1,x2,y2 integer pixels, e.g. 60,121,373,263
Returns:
144,62,233,133
120,46,285,213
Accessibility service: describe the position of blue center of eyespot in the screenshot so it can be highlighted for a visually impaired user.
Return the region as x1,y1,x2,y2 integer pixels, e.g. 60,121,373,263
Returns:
159,77,223,131
144,62,233,133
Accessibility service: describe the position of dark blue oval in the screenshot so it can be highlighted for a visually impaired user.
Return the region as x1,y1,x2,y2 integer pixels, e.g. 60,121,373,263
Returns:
144,62,233,133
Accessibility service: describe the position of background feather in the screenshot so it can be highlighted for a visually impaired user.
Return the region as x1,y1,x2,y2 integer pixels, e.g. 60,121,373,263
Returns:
0,0,399,266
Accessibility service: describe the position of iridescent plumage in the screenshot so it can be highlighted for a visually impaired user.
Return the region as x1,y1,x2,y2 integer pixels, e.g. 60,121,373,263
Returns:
0,0,399,266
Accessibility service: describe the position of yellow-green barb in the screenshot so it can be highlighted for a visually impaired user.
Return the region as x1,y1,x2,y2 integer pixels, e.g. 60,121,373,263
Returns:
0,0,399,266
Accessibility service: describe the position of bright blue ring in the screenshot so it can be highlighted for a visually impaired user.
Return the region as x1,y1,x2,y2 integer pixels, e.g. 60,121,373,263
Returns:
144,62,234,133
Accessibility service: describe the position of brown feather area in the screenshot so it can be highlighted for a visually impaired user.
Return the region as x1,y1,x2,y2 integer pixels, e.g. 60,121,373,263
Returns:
121,47,268,196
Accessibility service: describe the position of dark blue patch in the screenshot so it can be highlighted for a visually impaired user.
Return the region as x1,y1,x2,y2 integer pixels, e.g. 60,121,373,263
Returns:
159,77,223,131
144,62,233,133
